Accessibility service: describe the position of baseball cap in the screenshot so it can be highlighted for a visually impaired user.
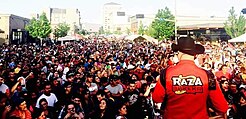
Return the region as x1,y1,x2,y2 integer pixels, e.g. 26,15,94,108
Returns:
239,84,246,89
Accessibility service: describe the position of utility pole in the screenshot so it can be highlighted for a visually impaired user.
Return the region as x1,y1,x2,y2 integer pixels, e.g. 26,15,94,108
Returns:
174,0,177,42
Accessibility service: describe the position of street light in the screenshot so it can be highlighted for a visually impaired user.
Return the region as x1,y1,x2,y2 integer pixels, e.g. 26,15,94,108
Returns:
174,0,177,41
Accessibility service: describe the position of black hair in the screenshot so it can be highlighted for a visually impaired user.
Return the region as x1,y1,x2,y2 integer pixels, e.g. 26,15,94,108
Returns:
63,82,72,88
72,94,81,100
44,82,52,87
236,92,246,104
219,64,227,71
96,89,106,97
0,92,7,101
129,80,136,85
115,101,126,114
39,98,48,106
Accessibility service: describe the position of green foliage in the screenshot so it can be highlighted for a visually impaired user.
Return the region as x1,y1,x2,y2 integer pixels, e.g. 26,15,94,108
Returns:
151,7,175,40
145,25,156,38
138,21,145,35
78,29,88,35
224,7,246,38
126,27,131,35
25,12,52,39
53,23,70,38
104,30,112,35
113,30,122,35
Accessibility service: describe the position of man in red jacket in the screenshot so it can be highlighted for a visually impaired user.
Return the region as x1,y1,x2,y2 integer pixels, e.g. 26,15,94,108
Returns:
152,37,228,119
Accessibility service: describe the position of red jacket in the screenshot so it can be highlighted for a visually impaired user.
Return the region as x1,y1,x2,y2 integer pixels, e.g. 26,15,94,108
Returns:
152,60,228,119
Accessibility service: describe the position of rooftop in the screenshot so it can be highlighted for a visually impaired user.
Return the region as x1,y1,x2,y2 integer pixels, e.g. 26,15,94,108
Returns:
104,2,120,6
179,23,225,30
0,14,30,20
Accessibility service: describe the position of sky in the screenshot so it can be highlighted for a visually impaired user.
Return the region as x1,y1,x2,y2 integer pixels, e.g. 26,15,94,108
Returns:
0,0,246,24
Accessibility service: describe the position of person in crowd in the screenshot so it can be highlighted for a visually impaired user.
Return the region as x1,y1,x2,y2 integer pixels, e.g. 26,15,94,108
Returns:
81,89,94,119
99,77,109,90
72,95,85,119
123,80,140,119
92,98,112,119
0,76,9,97
9,99,32,119
106,75,123,100
35,82,58,108
50,77,63,100
115,102,128,119
215,64,232,81
59,82,74,106
220,79,230,101
63,103,81,119
228,81,240,105
34,98,55,119
0,93,11,119
236,92,246,119
152,37,228,118
84,74,98,95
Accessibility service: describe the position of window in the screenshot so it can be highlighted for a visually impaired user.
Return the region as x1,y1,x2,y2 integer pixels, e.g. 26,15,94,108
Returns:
136,14,144,18
117,12,125,16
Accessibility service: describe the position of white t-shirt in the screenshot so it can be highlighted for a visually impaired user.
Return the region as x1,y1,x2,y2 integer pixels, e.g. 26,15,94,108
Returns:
62,67,69,80
88,83,98,92
36,93,58,108
0,84,9,94
106,84,123,94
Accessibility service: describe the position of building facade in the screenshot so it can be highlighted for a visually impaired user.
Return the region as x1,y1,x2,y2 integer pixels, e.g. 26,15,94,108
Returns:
0,14,30,44
41,8,81,38
103,2,130,34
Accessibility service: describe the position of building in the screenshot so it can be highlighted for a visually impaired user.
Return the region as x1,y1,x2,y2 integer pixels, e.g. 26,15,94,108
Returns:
103,2,130,34
41,8,82,38
130,14,155,34
0,14,30,44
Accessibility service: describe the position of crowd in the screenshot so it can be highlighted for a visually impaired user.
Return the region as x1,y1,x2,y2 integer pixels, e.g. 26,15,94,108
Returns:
0,38,245,119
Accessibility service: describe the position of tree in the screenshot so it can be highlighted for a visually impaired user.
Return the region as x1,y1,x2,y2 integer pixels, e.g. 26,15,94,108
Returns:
78,29,88,35
53,23,70,39
126,27,131,35
138,21,145,35
25,12,52,44
151,7,175,40
145,25,156,37
224,7,246,38
113,30,122,35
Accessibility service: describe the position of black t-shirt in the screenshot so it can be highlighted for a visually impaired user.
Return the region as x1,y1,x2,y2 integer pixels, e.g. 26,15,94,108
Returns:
123,90,140,107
